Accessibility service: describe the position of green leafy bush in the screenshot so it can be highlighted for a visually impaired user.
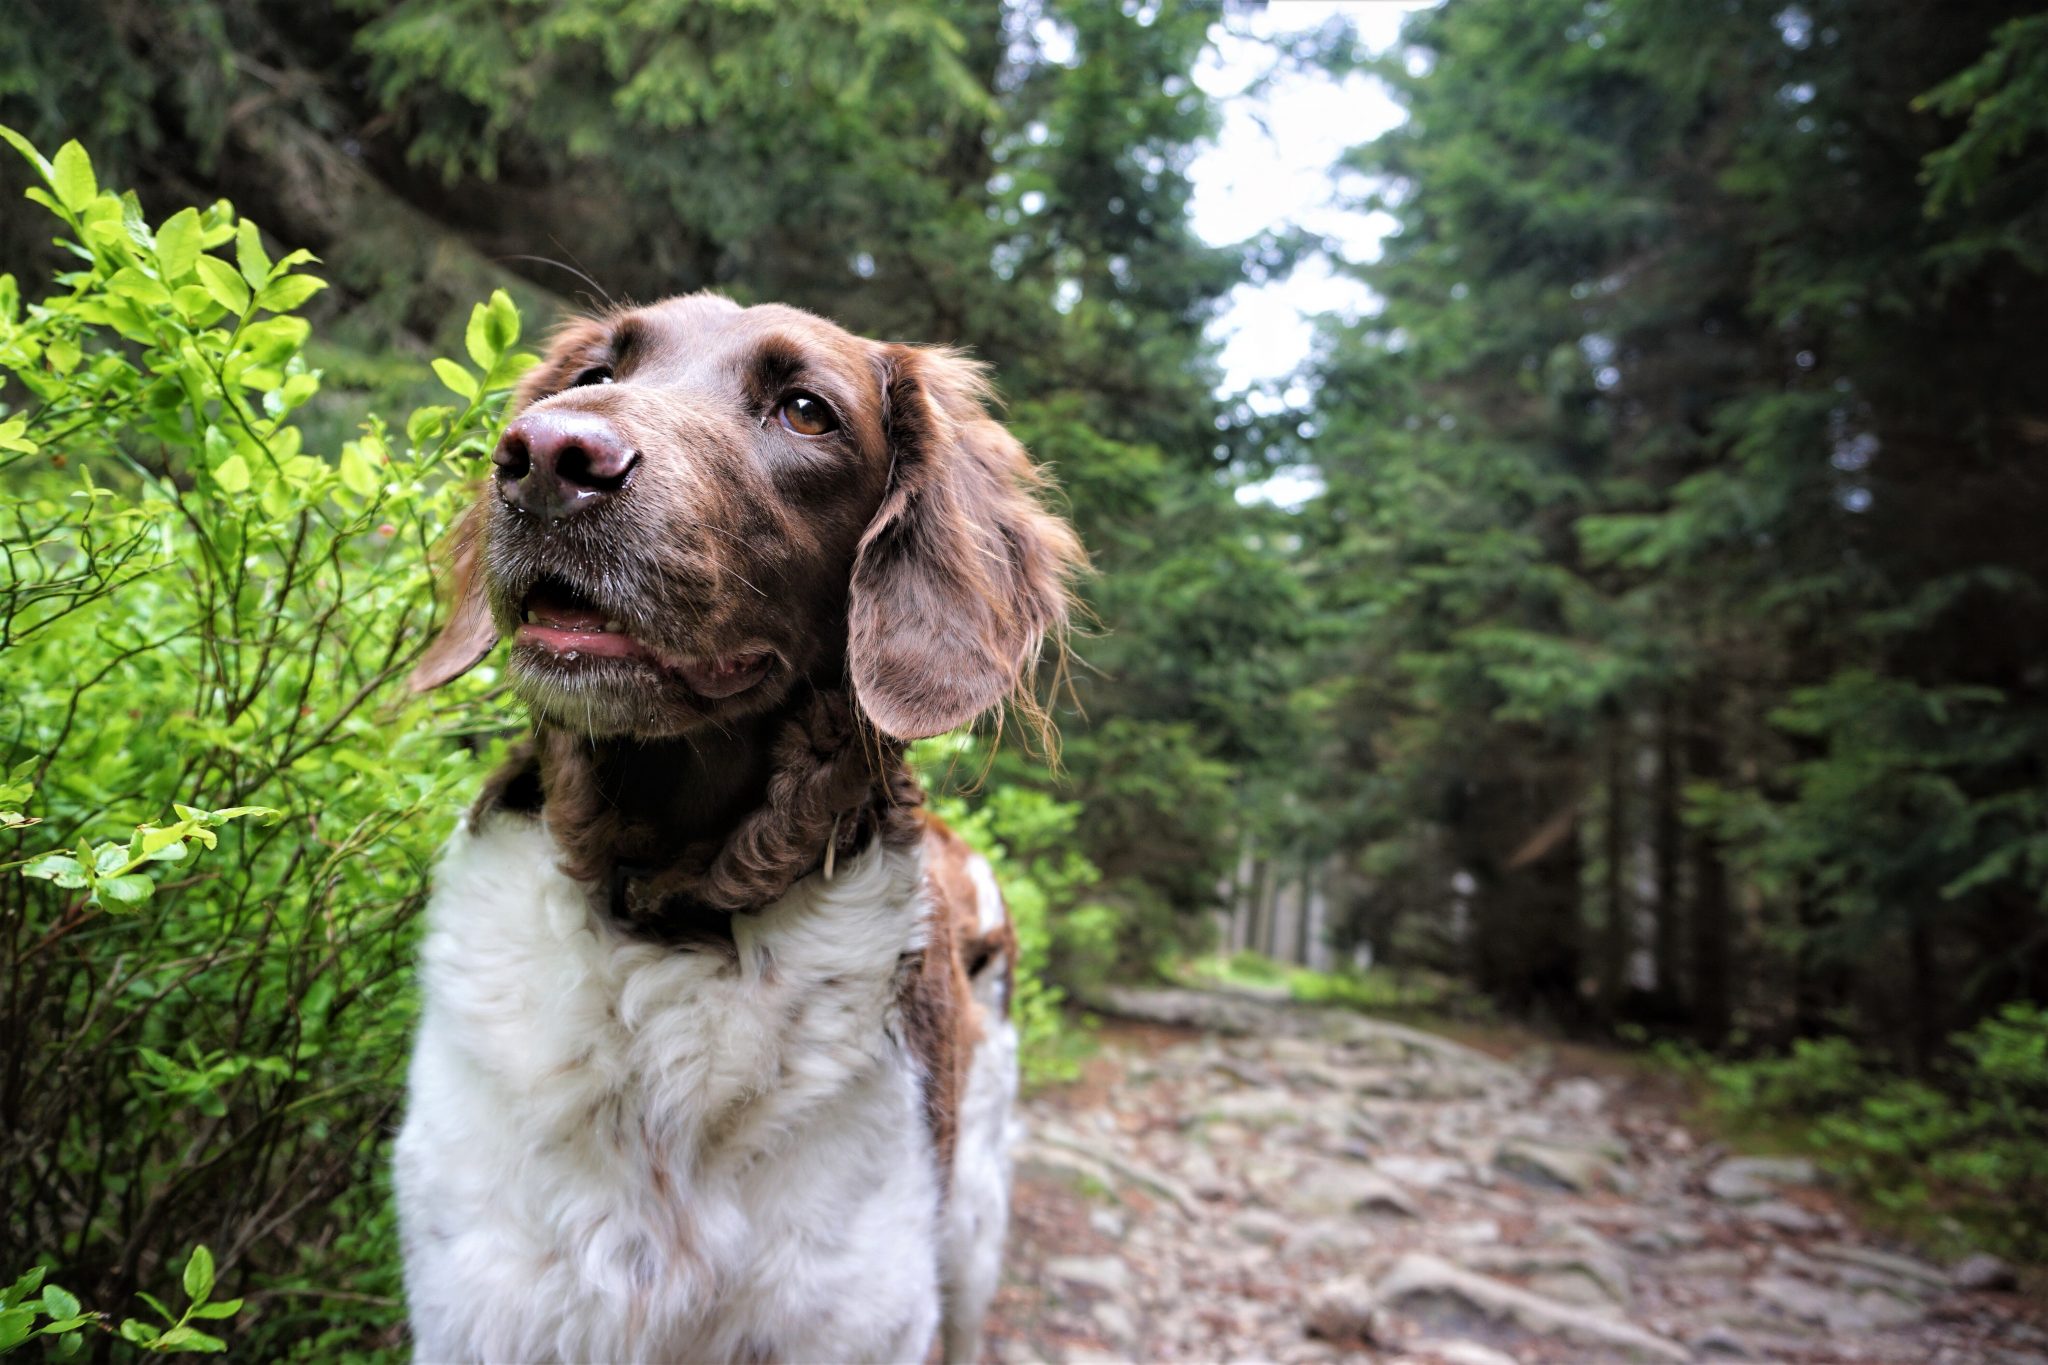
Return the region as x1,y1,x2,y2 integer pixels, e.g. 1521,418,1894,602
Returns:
2,1245,241,1356
0,130,527,1352
917,737,1106,1087
1702,1003,2048,1260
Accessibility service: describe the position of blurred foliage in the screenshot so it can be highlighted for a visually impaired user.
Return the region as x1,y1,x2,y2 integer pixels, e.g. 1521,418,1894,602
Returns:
1306,0,2048,1047
1179,950,1480,1021
917,735,1109,1087
1664,1003,2048,1262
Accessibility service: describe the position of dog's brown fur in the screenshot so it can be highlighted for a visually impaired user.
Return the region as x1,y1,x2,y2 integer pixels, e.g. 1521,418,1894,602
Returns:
413,293,1081,1174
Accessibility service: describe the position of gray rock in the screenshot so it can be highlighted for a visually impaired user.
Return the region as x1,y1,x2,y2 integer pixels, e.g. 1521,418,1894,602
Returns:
1462,1244,1634,1308
1628,1220,1707,1255
1850,1286,1924,1328
991,1335,1043,1365
1286,1219,1382,1258
1232,1208,1295,1246
1044,1254,1132,1298
1268,1161,1421,1220
1750,1271,1916,1333
1023,1133,1203,1219
1952,1252,2020,1292
1546,1077,1609,1117
1689,1325,1754,1359
1087,1206,1127,1240
1302,1271,1378,1340
1494,1137,1616,1193
1750,1272,1845,1327
1376,1153,1475,1190
1089,1297,1139,1346
1201,1089,1309,1126
1441,1218,1504,1245
1407,1341,1524,1365
1365,1252,1690,1363
1704,1155,1819,1202
1015,1143,1120,1199
1744,1199,1827,1234
1811,1241,1947,1291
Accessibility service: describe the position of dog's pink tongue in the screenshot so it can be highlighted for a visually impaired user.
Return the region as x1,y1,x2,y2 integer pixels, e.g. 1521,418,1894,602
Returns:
519,594,646,658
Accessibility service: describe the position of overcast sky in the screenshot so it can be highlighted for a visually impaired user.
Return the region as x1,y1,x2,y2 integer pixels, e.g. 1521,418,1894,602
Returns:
1189,0,1432,395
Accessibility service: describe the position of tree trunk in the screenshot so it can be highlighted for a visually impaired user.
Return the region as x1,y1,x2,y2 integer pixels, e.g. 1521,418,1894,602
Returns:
1651,691,1686,1021
1686,681,1734,1045
1599,721,1631,1021
1248,857,1274,961
1457,743,1585,1025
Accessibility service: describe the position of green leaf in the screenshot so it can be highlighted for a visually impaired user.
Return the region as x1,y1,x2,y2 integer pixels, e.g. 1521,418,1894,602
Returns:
133,1291,172,1322
338,443,381,497
406,405,453,447
211,454,251,494
3,1266,45,1309
108,267,174,308
119,192,155,252
152,1323,227,1353
209,806,279,823
0,1306,35,1351
119,1318,161,1344
50,140,96,211
138,823,188,858
156,207,202,281
431,358,479,400
465,300,500,370
0,124,54,182
21,853,89,888
55,1329,83,1357
256,274,326,313
40,1286,80,1320
97,874,156,906
234,220,271,289
181,1246,214,1305
487,288,519,349
194,256,250,314
187,1298,241,1320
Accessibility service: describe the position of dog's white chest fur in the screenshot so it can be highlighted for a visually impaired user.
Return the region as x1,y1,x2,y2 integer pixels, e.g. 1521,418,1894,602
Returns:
394,812,1000,1364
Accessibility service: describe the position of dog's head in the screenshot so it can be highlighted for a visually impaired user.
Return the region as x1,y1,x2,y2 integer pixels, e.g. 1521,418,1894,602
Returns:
410,293,1081,742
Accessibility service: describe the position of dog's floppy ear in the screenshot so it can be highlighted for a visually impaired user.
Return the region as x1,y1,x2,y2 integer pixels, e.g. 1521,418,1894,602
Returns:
848,346,1083,741
408,501,498,692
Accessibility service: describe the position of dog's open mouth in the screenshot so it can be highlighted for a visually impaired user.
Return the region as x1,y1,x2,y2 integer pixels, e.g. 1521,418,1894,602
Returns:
515,579,773,700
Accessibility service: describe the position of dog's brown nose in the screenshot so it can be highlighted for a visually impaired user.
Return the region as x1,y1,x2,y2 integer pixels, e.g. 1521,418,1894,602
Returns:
493,412,639,522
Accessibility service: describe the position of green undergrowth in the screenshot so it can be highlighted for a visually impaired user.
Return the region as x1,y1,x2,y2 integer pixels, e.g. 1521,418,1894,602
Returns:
1642,1003,2048,1265
1176,950,1486,1021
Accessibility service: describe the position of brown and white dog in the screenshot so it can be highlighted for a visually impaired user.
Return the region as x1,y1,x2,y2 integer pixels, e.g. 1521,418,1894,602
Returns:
392,294,1081,1364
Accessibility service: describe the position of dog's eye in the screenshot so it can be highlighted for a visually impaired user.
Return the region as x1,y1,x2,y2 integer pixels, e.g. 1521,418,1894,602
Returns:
778,393,838,437
570,365,613,388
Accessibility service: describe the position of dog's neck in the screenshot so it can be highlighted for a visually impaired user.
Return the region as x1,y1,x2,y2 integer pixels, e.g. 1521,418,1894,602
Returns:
479,685,924,942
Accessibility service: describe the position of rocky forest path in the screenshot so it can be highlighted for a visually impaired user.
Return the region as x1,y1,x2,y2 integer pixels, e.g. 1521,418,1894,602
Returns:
983,987,2045,1365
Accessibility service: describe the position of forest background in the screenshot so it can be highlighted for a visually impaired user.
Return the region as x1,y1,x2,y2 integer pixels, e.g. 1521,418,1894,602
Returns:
2,0,2046,1355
